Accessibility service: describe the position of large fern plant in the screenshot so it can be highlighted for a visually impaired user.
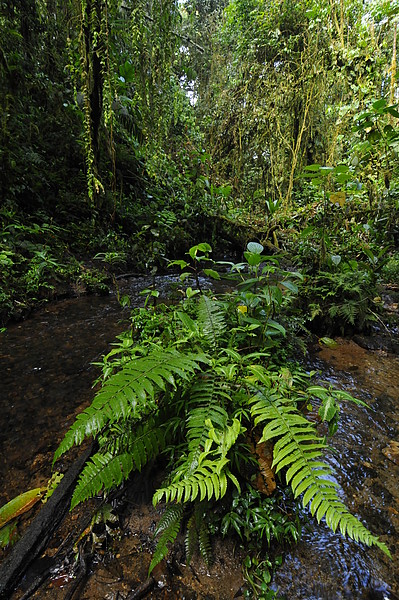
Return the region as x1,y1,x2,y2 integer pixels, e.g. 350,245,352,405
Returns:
54,242,390,583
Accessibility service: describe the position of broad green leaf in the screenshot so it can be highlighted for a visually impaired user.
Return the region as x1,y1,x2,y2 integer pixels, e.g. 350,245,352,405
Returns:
244,251,263,266
168,259,188,270
189,243,212,260
266,319,286,336
330,255,342,266
386,107,399,118
318,337,338,348
318,397,338,422
247,241,264,254
176,311,198,334
0,522,18,549
372,99,387,111
186,287,200,298
280,280,298,294
0,488,45,528
203,268,221,280
334,164,350,174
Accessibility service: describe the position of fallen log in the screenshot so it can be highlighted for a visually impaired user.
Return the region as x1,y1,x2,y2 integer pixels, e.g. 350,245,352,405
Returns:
0,445,93,599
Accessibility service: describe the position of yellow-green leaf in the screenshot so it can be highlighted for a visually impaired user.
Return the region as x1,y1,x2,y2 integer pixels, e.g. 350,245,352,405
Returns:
0,488,45,528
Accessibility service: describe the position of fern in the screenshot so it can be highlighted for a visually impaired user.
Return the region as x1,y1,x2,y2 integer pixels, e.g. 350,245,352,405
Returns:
154,377,242,509
185,502,213,566
153,458,232,505
53,242,391,586
70,417,169,508
154,416,242,506
54,349,207,462
198,517,212,566
250,382,390,557
99,415,167,463
149,504,184,574
185,375,230,473
125,417,168,470
71,452,133,509
185,512,199,564
198,295,227,346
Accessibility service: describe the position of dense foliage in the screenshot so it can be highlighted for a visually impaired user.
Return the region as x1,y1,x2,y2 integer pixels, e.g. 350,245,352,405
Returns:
1,0,398,594
54,242,390,596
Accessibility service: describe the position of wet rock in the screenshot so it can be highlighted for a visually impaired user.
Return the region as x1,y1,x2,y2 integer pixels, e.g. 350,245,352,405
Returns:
352,334,399,354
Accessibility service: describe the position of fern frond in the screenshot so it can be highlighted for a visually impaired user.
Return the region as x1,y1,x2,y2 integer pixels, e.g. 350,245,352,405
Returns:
149,504,184,574
54,350,207,462
198,519,212,566
338,301,358,325
198,295,226,346
250,389,391,556
71,416,171,508
153,459,240,505
185,375,230,471
185,502,213,566
185,512,199,564
70,452,133,509
126,418,168,471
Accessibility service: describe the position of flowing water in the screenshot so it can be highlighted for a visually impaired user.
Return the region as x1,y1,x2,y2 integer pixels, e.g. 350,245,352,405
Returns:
272,340,399,600
0,277,398,599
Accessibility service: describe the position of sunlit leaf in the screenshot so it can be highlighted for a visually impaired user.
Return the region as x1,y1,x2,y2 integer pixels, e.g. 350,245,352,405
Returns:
329,192,346,207
203,268,221,280
372,99,387,111
0,521,19,549
318,337,338,348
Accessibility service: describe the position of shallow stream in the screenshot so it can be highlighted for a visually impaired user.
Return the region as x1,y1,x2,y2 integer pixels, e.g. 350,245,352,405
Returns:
0,277,398,599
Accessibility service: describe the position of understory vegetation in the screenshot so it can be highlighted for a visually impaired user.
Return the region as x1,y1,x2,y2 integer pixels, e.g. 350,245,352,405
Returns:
53,242,391,597
1,0,399,595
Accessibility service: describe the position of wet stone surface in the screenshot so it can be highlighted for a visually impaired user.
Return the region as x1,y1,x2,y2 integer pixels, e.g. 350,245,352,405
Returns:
0,283,398,598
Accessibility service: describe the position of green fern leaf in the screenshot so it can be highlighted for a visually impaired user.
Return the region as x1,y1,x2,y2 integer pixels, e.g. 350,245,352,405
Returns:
198,295,226,346
198,520,212,566
54,350,207,462
126,419,167,471
153,459,230,506
185,513,198,564
185,375,230,472
70,452,133,509
149,504,184,574
71,416,170,508
250,388,391,556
